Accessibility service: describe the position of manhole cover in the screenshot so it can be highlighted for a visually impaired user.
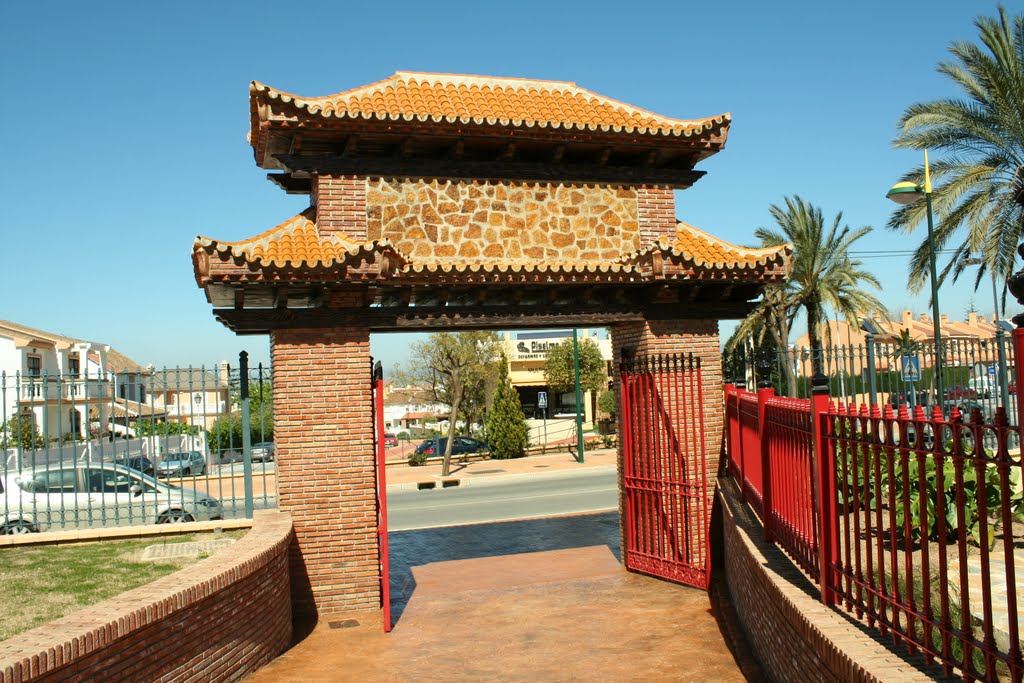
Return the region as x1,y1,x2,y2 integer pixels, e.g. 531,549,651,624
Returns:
140,538,235,562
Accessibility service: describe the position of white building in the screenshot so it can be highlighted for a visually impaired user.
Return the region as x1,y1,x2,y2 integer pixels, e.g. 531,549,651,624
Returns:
0,320,154,441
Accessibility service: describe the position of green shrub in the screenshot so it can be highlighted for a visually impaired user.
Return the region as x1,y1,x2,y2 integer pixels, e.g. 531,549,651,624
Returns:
407,450,428,467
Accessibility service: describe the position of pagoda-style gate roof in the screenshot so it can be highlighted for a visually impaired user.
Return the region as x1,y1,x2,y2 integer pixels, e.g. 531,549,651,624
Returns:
250,72,731,192
196,73,790,333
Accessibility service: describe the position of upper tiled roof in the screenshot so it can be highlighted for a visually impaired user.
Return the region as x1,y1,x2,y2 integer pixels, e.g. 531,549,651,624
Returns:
251,71,730,142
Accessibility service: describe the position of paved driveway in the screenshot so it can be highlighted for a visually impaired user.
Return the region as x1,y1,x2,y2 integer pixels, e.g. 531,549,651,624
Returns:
245,512,761,682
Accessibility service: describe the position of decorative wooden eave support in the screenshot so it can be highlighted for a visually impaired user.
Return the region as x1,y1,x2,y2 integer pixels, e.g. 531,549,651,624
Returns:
651,250,665,279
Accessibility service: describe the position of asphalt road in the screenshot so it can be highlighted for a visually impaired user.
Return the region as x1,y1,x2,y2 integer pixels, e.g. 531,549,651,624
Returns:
386,468,618,531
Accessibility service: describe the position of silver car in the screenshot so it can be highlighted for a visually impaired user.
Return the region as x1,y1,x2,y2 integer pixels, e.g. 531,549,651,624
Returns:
0,462,222,534
156,451,207,478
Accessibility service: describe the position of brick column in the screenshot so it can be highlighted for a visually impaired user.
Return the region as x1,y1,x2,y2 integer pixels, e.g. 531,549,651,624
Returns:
271,327,379,617
312,175,368,240
611,318,723,566
636,186,677,244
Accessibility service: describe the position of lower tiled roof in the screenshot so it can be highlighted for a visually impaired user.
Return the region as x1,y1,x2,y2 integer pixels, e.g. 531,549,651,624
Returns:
194,212,790,285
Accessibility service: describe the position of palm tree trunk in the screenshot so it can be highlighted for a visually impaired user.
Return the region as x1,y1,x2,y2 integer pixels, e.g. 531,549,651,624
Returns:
807,302,824,378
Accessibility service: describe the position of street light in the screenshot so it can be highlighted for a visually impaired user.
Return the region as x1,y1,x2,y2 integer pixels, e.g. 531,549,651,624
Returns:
887,150,944,407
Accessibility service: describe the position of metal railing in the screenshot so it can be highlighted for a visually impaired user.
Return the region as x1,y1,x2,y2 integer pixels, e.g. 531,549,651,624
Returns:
726,333,1017,425
0,352,276,534
725,344,1024,681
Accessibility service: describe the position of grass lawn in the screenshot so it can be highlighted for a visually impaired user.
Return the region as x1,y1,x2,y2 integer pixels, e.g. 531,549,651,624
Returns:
0,530,246,641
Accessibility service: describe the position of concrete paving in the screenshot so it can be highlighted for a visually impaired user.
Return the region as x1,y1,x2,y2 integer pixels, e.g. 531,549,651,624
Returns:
244,509,762,682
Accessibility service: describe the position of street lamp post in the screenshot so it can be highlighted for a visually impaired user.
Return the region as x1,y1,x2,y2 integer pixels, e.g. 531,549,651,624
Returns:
887,150,944,407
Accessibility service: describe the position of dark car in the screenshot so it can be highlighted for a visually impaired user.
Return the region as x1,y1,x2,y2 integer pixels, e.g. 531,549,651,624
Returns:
114,456,155,476
414,436,489,457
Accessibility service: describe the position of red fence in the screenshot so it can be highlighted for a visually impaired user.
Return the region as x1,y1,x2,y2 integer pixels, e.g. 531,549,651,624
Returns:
726,334,1024,682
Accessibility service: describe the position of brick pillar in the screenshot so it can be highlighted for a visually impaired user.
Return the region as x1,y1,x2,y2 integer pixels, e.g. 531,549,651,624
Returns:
636,186,677,244
312,175,368,240
270,327,379,617
611,318,723,566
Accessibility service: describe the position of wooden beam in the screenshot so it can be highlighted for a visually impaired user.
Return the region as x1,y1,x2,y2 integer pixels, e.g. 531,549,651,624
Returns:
273,287,288,309
342,135,359,157
502,142,517,160
448,139,465,159
274,154,706,188
551,145,565,163
212,301,757,334
234,288,245,310
598,147,612,165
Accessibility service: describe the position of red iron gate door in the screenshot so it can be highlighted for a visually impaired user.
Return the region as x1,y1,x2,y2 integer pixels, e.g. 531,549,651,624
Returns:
619,353,710,589
371,361,392,632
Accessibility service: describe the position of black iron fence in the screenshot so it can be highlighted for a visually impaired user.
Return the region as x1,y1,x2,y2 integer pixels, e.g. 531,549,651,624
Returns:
0,353,275,534
725,333,1017,424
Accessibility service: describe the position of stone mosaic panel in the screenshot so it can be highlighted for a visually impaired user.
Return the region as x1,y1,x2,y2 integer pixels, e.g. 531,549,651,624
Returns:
365,179,640,263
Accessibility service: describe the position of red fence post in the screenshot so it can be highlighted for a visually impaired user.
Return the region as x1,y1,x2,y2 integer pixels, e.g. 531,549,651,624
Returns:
758,383,775,543
810,372,837,605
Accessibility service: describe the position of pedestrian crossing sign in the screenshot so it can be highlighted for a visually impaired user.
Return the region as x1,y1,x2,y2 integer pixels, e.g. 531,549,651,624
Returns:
901,355,921,382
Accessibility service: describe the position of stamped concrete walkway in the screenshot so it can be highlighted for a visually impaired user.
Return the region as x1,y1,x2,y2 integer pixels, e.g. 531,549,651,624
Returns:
245,509,762,682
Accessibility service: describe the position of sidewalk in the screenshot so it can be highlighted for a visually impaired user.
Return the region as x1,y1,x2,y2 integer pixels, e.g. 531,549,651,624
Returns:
383,446,618,490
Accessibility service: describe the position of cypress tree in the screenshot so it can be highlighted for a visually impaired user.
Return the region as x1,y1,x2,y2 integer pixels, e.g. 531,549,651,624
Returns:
486,356,529,459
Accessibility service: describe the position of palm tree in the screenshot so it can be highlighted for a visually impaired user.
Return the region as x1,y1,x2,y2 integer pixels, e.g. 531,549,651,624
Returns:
731,196,886,386
888,6,1024,306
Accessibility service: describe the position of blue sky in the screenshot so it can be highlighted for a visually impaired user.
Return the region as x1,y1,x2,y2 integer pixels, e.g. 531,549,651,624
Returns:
0,0,1002,373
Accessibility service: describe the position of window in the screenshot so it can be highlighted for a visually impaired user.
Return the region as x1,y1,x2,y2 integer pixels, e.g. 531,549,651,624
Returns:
87,468,134,494
27,356,41,377
68,357,80,378
20,469,78,494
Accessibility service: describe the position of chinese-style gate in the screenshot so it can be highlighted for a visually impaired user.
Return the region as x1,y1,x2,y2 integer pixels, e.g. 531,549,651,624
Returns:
191,72,790,622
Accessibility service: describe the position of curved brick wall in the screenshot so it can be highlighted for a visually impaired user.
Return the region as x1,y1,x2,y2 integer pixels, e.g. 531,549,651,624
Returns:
0,511,293,683
717,480,934,682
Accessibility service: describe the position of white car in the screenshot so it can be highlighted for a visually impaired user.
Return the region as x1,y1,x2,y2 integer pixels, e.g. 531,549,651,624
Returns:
251,442,275,462
0,462,222,534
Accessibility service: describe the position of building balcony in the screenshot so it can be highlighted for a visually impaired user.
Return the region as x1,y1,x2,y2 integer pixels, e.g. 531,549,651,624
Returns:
17,376,112,403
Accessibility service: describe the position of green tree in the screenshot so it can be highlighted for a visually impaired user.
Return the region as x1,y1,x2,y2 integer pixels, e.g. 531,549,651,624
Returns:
888,6,1024,303
0,415,45,450
400,332,502,476
543,337,607,395
485,356,529,459
134,420,200,438
738,197,886,383
207,380,274,451
597,389,616,417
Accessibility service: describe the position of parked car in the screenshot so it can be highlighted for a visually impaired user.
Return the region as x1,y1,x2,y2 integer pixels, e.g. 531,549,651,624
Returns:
414,436,489,457
251,441,275,462
0,462,222,534
156,452,207,478
384,433,398,448
968,375,994,399
114,456,155,476
944,384,978,401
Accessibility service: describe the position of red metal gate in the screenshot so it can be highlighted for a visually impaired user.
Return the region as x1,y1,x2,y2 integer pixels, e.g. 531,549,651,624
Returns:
371,361,392,632
619,353,710,589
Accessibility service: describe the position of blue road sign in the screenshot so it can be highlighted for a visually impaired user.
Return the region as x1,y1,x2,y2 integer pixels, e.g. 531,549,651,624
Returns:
988,365,996,376
901,355,922,382
537,391,548,408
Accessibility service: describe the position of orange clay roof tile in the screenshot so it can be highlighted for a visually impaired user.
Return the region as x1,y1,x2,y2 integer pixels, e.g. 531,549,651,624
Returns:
194,211,406,268
634,222,792,270
251,72,730,138
194,216,789,280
